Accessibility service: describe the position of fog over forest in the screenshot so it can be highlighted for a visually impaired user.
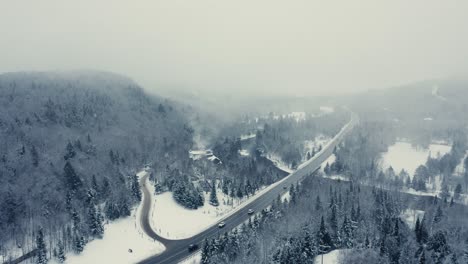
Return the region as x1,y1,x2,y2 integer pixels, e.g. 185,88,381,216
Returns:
2,2,468,264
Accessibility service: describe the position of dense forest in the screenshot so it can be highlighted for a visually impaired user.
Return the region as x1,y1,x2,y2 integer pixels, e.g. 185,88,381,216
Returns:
200,172,468,264
0,71,194,261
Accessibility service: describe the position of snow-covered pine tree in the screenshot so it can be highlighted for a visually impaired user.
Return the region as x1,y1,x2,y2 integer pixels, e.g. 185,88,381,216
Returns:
36,228,47,264
209,180,219,206
57,240,66,263
131,174,142,202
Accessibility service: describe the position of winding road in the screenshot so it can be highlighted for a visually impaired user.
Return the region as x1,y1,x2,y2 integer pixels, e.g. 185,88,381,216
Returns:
137,114,358,264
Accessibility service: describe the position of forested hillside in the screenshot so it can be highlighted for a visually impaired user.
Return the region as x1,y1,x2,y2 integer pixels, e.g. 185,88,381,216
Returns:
0,71,193,261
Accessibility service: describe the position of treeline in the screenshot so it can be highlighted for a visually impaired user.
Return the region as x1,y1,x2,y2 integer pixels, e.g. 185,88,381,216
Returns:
0,71,193,263
200,174,468,264
254,112,349,168
211,137,288,199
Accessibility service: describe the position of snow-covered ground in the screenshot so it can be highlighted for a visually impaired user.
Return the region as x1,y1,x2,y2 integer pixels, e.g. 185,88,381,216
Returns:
454,151,468,176
149,175,292,239
315,249,343,264
266,153,295,173
240,133,256,140
62,171,165,264
304,135,330,161
400,209,425,229
239,149,250,156
381,142,451,177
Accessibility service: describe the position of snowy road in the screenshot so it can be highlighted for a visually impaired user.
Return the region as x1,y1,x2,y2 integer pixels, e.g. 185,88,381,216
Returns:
137,114,358,264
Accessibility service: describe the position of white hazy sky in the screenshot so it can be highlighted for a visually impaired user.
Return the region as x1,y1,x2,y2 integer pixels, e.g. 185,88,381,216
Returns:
1,0,468,96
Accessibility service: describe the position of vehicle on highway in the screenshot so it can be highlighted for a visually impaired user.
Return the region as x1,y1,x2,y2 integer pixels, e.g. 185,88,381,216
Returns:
188,244,199,252
218,222,225,228
247,209,254,215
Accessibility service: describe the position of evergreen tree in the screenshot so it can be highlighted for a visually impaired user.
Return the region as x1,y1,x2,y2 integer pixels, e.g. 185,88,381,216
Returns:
317,216,333,254
315,195,322,211
441,184,450,202
209,181,219,206
31,145,39,167
340,215,354,248
36,228,47,264
433,205,444,225
201,238,211,264
57,240,66,263
415,217,421,243
222,180,229,195
454,184,462,200
290,184,297,204
64,142,76,160
73,235,85,253
64,161,82,192
131,174,142,202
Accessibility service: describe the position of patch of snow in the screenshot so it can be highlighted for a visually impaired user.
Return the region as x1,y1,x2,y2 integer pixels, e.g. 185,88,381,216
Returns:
287,112,306,122
239,149,250,156
321,154,336,174
381,142,451,177
400,209,425,229
454,151,468,176
267,153,295,173
281,191,291,203
320,106,335,114
315,249,343,264
304,135,330,161
240,134,256,140
65,171,165,264
432,85,447,101
150,176,289,239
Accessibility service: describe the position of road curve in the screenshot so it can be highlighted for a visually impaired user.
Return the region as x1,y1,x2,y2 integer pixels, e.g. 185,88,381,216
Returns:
138,114,358,264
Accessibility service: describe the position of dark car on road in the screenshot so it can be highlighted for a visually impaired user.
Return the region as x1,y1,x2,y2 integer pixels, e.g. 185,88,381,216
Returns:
188,244,199,252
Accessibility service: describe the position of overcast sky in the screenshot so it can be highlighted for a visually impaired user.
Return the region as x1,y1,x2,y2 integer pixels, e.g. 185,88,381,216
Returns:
1,0,468,97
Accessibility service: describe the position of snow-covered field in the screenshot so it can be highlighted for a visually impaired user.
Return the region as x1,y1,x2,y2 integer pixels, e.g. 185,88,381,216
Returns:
149,176,290,239
304,135,330,161
315,249,343,264
62,172,164,264
400,209,425,229
63,214,164,264
267,153,295,173
381,142,451,177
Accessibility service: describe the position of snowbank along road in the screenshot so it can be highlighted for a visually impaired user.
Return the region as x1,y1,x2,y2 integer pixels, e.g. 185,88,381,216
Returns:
138,114,359,264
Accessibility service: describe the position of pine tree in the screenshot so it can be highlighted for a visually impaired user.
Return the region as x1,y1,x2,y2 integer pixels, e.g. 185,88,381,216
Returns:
131,174,142,202
454,184,462,200
209,181,219,206
415,217,421,243
315,195,322,211
31,145,39,167
290,184,297,204
433,205,444,225
317,216,333,254
64,161,82,192
64,142,76,160
36,228,47,264
341,215,354,248
57,240,66,263
201,238,211,264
